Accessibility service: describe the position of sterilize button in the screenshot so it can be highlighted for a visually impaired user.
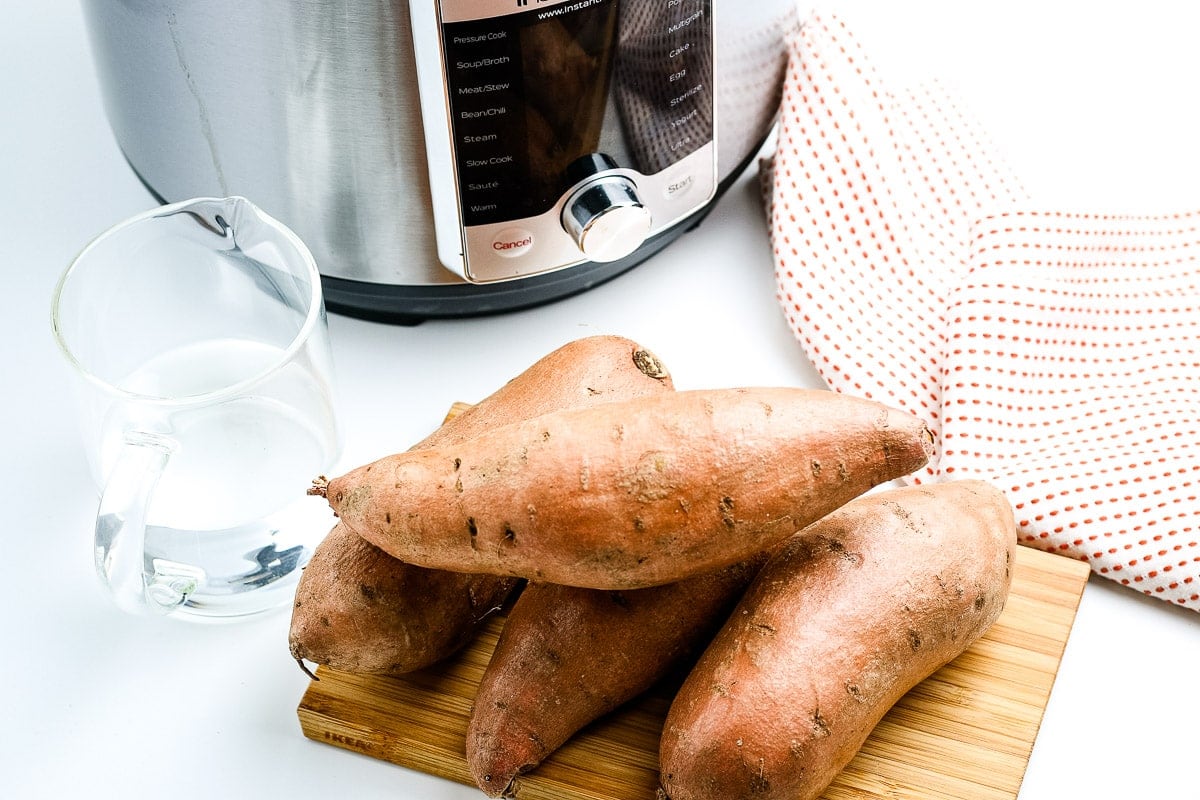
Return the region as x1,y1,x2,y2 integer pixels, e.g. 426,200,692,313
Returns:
491,228,534,258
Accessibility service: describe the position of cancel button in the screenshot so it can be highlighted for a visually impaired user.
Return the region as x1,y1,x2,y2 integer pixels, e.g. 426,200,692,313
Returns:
491,227,534,258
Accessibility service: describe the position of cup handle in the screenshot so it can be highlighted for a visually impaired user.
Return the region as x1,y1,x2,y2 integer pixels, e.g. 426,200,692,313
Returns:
94,432,199,615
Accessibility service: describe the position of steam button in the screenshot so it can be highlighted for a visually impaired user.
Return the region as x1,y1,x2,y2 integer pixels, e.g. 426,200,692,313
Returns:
561,176,654,263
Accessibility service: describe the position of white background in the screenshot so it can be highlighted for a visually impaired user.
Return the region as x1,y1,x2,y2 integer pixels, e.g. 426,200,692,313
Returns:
3,2,1199,798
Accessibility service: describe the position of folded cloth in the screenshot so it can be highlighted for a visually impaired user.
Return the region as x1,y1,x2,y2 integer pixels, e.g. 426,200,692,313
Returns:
763,11,1200,611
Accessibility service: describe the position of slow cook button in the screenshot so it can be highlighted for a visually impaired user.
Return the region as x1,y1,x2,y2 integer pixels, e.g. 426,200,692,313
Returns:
492,227,534,258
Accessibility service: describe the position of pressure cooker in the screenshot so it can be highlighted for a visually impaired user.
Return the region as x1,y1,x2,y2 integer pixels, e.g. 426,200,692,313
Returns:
82,0,797,323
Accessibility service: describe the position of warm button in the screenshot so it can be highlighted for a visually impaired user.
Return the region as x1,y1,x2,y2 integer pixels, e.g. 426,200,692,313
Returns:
491,227,534,258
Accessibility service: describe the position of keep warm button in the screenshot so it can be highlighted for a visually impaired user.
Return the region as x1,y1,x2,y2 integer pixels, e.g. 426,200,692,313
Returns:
491,227,534,258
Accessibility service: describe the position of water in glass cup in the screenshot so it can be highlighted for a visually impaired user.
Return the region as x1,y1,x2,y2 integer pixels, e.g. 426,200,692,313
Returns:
98,338,337,616
55,196,341,620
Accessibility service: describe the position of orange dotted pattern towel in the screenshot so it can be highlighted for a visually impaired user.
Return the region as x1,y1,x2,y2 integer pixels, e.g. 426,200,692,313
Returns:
763,12,1200,610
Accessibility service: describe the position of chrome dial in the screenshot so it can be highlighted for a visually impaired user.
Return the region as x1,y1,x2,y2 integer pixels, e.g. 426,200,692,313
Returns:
561,176,654,263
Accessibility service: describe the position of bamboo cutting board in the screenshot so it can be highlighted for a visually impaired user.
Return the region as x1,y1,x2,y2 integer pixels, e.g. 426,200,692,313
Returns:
297,543,1090,799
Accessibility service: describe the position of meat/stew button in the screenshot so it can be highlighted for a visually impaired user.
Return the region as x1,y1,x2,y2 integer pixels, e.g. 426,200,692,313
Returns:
491,227,534,258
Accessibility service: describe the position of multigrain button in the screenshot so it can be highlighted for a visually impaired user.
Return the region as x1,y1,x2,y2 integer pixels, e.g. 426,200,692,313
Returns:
491,227,534,258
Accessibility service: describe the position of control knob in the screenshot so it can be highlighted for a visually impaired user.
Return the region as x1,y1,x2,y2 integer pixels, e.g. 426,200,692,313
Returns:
561,159,653,263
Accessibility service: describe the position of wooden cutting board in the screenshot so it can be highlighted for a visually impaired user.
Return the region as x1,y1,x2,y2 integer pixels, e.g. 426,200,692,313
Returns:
297,543,1089,799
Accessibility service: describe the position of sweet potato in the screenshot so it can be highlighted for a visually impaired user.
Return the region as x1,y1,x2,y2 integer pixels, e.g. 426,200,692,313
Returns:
658,480,1015,800
288,524,518,675
318,387,933,589
466,555,768,797
289,335,674,675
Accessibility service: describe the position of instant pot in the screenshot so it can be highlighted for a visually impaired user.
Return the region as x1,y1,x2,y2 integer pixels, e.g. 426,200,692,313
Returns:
82,0,796,323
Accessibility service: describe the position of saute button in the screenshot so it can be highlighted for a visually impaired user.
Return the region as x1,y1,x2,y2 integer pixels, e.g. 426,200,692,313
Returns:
491,227,534,258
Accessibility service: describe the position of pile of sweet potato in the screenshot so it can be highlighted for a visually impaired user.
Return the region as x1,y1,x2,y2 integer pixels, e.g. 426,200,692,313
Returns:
291,335,1015,800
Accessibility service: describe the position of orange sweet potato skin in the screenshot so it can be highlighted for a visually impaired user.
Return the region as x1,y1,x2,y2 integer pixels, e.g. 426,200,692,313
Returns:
289,524,518,674
409,337,671,451
658,480,1015,800
466,555,768,797
325,388,933,590
289,335,674,675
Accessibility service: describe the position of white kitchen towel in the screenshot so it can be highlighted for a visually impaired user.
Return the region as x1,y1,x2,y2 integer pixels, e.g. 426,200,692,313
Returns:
763,11,1200,611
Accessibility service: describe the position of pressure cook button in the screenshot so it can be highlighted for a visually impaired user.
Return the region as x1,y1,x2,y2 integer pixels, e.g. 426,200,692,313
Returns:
491,228,534,258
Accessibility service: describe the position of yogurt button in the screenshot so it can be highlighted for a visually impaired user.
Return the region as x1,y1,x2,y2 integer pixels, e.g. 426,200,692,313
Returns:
492,227,534,258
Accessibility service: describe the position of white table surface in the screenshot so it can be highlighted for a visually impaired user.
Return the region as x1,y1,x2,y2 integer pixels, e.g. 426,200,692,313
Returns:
4,2,1198,798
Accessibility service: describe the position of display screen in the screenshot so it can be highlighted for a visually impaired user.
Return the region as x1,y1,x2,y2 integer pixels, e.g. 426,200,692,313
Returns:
440,0,714,228
612,0,714,176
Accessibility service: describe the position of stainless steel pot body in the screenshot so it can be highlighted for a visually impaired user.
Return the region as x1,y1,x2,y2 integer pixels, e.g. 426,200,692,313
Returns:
82,0,795,321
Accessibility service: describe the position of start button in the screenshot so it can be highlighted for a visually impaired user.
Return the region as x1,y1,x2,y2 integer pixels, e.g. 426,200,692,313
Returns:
663,169,696,201
491,227,534,258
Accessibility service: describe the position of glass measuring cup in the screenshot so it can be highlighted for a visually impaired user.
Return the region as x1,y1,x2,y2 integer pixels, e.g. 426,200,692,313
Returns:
51,197,341,620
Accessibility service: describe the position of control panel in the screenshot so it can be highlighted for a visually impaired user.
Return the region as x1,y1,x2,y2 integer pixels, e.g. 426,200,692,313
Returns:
414,0,717,283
